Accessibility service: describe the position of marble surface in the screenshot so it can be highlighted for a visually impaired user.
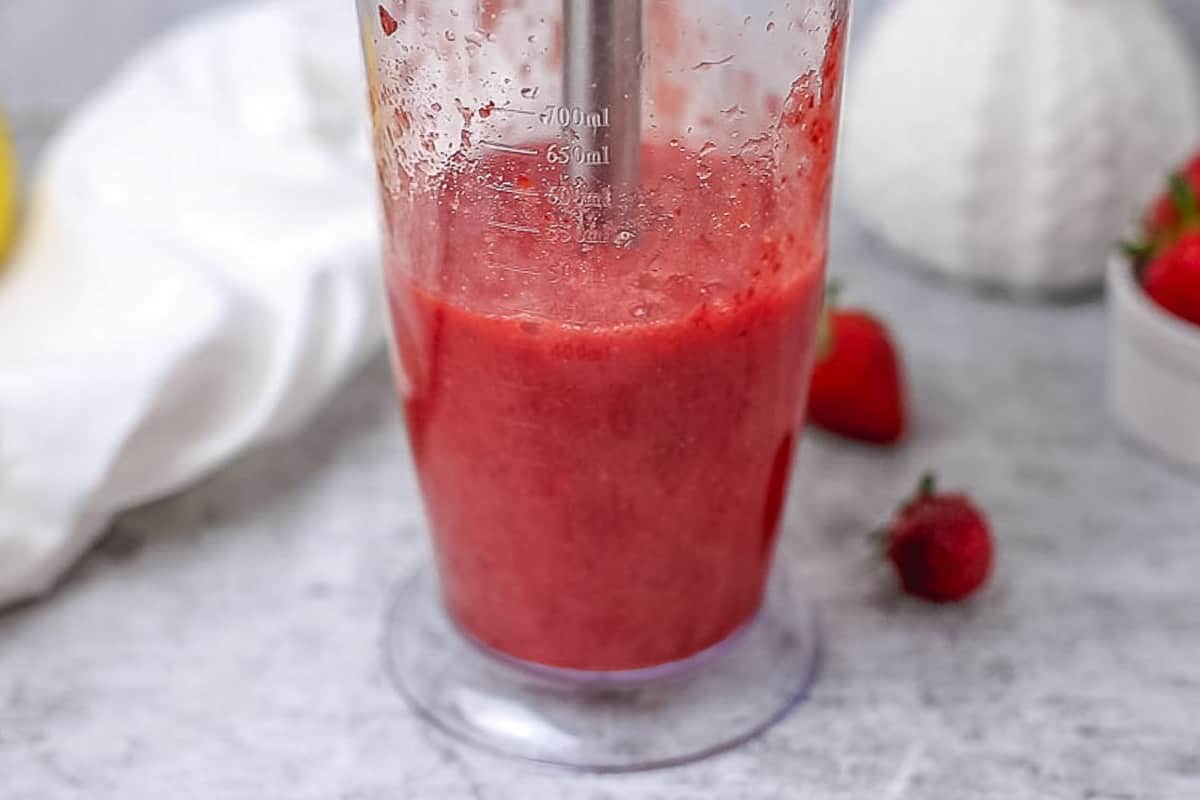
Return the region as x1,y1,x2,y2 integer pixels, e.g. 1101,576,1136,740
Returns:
3,1,1200,798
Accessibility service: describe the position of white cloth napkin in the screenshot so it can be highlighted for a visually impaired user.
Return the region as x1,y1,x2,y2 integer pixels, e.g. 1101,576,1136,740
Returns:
0,0,383,607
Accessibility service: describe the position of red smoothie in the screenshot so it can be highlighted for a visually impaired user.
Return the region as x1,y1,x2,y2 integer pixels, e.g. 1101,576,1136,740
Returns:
384,139,831,671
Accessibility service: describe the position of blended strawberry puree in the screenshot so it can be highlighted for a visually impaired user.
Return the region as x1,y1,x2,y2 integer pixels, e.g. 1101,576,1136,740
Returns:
384,108,837,670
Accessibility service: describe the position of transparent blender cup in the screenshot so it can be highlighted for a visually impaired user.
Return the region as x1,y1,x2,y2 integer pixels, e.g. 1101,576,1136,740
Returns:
358,0,849,770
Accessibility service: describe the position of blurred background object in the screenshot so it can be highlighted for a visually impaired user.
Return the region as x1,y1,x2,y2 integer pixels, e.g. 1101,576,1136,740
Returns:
843,0,1200,296
0,0,381,606
852,0,1200,54
0,110,16,264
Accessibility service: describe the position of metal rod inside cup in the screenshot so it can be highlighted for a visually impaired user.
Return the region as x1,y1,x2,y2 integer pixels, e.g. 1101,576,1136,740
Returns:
563,0,642,200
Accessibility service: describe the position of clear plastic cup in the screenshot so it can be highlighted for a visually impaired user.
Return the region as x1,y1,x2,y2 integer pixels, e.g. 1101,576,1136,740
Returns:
358,0,849,770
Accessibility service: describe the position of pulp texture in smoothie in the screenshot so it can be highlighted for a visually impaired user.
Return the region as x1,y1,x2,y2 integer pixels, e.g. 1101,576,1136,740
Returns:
385,143,829,671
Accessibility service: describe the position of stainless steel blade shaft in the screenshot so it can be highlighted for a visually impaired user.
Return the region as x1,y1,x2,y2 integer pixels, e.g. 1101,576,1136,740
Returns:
563,0,642,199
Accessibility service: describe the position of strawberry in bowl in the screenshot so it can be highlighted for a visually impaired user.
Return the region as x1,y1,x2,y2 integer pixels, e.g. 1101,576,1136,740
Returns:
1110,162,1200,468
1143,232,1200,329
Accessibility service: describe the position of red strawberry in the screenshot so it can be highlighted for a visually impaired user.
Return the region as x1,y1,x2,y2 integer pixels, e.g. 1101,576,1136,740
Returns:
1127,159,1200,266
807,290,906,445
1146,154,1200,242
379,5,399,37
885,474,993,603
1143,231,1200,327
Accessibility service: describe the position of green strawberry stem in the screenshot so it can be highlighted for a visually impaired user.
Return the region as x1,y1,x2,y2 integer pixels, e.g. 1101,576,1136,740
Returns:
1121,172,1200,277
917,472,937,500
875,472,938,554
1121,240,1154,265
816,279,843,361
825,279,844,307
1170,173,1200,226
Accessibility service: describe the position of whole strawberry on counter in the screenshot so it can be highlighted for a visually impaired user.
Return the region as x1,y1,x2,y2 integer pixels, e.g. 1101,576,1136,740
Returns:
807,286,908,445
1127,164,1200,327
883,474,994,603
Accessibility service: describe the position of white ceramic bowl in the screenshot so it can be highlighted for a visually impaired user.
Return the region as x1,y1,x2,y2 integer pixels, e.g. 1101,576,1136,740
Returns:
1108,254,1200,468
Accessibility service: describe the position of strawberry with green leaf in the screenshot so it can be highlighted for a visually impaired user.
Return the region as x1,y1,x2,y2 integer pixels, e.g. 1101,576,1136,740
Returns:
1126,156,1200,270
1126,161,1200,327
883,473,994,603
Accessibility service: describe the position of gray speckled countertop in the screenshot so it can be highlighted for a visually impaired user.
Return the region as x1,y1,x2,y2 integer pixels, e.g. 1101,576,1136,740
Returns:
2,2,1200,798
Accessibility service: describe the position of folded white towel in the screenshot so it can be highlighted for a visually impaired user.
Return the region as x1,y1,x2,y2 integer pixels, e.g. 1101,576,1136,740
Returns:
0,0,383,606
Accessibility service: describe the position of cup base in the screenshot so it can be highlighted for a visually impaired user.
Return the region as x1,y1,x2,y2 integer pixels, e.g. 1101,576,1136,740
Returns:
382,564,820,772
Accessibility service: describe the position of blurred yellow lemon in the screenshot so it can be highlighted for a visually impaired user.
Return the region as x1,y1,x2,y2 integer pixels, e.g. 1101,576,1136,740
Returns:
0,112,17,263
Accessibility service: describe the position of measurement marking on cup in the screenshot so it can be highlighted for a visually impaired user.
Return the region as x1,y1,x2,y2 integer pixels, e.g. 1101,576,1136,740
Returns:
486,106,540,117
488,220,542,235
546,144,611,166
480,140,540,157
490,264,541,276
487,182,540,198
540,104,611,129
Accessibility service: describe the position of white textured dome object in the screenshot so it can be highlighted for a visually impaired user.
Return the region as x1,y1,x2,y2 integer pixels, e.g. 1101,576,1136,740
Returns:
844,0,1200,294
